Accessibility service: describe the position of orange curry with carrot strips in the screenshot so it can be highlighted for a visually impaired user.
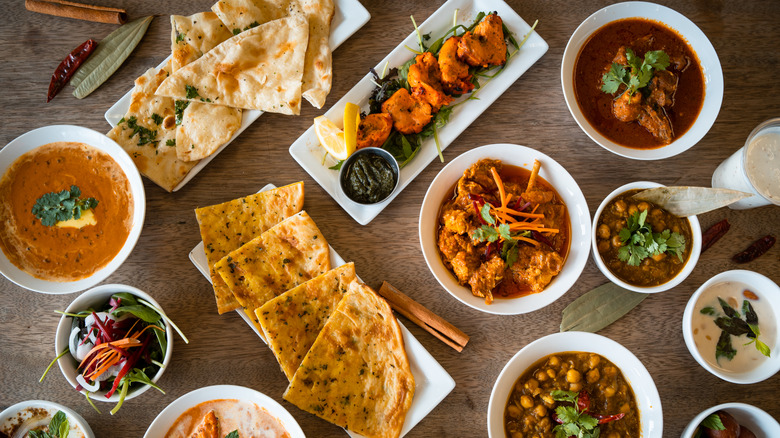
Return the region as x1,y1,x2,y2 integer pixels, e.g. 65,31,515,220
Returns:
0,142,133,281
436,159,570,304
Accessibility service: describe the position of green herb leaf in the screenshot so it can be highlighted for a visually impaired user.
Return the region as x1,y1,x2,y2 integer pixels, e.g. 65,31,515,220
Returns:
600,48,669,96
151,113,163,125
32,185,99,227
502,240,519,267
617,210,685,266
185,84,200,99
224,431,239,438
700,306,716,316
472,225,500,243
743,300,759,325
50,410,68,438
718,297,740,319
715,331,737,362
480,203,495,225
755,338,771,357
72,16,154,99
551,389,578,404
174,100,190,125
700,412,726,430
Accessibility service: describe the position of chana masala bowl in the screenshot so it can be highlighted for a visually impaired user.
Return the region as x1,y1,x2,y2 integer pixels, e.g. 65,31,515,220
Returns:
488,332,662,438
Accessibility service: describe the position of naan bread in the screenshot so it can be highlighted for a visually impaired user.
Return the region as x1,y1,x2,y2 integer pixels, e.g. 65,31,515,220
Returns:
155,15,309,114
284,282,414,438
299,0,334,108
194,182,304,314
214,211,330,320
107,64,197,192
211,0,302,33
170,12,233,72
257,262,358,380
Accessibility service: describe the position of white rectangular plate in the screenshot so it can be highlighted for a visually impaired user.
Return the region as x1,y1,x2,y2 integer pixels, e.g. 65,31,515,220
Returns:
105,0,371,191
188,184,455,437
289,0,548,224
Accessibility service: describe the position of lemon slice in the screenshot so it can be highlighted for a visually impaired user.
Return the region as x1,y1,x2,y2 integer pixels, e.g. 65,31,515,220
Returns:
343,102,361,153
314,116,349,160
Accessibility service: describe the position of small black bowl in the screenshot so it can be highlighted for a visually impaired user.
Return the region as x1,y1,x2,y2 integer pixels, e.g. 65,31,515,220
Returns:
338,147,400,205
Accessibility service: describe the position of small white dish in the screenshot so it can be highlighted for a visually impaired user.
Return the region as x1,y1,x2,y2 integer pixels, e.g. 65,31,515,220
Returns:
289,0,549,225
104,0,371,191
561,1,723,160
0,399,94,438
0,125,145,294
144,385,304,438
188,186,455,437
682,270,780,384
54,284,174,405
487,331,663,437
592,181,701,293
680,402,780,438
418,143,591,315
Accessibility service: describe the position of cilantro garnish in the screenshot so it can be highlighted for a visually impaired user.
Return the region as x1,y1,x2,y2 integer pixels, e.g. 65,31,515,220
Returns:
166,139,176,147
617,210,685,266
185,85,200,99
151,113,163,125
551,390,600,438
32,185,98,227
174,99,190,125
175,31,186,44
122,115,159,146
470,203,530,266
601,48,670,96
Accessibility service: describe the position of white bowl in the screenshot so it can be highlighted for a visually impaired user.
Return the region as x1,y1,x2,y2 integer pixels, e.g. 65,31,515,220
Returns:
680,402,780,438
592,181,702,293
54,284,174,405
561,1,723,160
0,399,95,438
682,270,780,384
0,125,146,294
419,144,591,315
143,385,304,438
487,331,663,437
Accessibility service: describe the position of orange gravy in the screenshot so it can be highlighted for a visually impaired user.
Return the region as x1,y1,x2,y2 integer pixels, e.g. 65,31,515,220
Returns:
164,399,290,438
0,142,133,281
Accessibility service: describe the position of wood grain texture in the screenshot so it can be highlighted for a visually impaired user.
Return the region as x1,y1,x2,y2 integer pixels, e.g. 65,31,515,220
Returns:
1,1,779,437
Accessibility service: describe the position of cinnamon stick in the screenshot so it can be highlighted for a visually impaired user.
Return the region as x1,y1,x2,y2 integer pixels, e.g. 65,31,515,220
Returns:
26,0,127,24
379,281,469,352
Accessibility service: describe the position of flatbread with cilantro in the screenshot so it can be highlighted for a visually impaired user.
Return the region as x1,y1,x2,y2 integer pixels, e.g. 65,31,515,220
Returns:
283,282,414,438
214,211,330,320
194,182,304,314
257,262,358,380
170,12,233,72
211,0,303,34
155,15,309,114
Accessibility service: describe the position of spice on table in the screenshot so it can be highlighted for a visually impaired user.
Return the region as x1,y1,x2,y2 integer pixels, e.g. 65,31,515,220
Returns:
701,219,730,253
560,282,648,333
47,38,97,102
733,234,775,263
25,0,127,24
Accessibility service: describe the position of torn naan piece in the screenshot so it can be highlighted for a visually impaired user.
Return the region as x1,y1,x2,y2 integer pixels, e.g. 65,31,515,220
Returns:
214,211,330,320
155,15,309,114
257,262,358,380
170,12,233,72
299,0,334,108
284,282,415,438
211,0,303,34
194,182,304,314
107,64,198,192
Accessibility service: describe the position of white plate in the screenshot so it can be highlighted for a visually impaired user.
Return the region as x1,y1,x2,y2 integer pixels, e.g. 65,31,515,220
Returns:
289,0,549,225
188,185,455,437
419,144,591,315
105,0,371,192
0,125,146,294
487,332,663,437
143,385,305,438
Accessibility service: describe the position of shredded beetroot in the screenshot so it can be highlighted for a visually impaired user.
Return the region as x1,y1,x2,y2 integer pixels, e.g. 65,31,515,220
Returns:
532,230,557,253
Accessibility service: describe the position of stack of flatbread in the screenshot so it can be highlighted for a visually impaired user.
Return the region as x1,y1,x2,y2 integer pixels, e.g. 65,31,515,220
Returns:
107,0,335,191
194,184,415,438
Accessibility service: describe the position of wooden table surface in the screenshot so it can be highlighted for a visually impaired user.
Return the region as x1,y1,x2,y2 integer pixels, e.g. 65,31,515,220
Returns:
1,0,779,436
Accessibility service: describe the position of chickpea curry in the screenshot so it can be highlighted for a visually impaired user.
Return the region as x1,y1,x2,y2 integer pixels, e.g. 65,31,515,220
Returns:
436,159,570,304
596,189,692,287
504,352,639,438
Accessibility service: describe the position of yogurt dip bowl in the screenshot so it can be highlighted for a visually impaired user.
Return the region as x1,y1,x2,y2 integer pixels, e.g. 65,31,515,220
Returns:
680,402,780,438
0,399,94,438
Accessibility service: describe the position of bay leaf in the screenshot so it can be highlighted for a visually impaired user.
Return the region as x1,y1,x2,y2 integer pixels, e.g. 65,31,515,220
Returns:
631,186,752,217
560,283,648,333
71,16,154,99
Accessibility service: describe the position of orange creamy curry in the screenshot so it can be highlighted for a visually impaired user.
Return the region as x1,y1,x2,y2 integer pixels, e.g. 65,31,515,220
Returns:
0,142,133,281
164,399,290,438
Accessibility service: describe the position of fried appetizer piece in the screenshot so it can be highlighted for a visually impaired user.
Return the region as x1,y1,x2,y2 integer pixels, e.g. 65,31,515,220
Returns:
381,88,433,134
439,36,474,94
457,13,507,68
408,52,453,111
356,113,394,149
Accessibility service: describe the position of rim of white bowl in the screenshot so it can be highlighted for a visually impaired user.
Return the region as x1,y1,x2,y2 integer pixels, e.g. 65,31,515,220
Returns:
680,402,780,438
0,399,95,438
591,181,702,293
561,1,724,160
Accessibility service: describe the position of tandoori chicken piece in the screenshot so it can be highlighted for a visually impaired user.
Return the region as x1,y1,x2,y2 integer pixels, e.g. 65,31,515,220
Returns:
457,14,507,68
438,36,474,94
356,113,394,149
191,410,219,438
381,88,433,134
408,52,454,111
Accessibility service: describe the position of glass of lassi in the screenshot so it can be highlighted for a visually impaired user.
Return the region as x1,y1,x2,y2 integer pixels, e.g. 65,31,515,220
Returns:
712,117,780,209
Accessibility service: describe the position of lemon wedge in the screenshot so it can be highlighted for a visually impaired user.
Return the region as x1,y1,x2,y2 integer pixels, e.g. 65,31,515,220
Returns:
314,116,349,160
343,102,361,153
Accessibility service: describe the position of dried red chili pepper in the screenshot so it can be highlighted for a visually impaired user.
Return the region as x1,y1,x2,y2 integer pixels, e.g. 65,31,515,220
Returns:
733,235,776,263
701,219,730,253
47,38,98,102
591,412,626,424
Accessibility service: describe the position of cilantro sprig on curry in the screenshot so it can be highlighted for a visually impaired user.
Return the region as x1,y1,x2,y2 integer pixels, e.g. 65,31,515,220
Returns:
32,185,98,227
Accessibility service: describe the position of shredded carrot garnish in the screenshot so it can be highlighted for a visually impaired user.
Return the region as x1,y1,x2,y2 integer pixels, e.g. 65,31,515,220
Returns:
516,236,540,246
490,167,507,208
494,206,544,218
